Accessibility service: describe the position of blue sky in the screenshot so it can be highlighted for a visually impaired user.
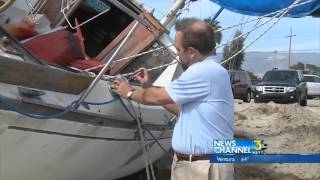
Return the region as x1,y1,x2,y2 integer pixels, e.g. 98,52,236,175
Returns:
137,0,320,53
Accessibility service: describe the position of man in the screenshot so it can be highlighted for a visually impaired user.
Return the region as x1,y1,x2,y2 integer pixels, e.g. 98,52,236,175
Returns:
111,18,234,180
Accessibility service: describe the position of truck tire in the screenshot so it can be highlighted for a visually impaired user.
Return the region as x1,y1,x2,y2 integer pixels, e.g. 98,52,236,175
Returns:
243,91,251,103
298,93,307,106
254,98,261,103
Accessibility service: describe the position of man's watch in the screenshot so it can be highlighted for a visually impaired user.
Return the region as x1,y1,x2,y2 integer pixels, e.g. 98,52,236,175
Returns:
126,90,135,99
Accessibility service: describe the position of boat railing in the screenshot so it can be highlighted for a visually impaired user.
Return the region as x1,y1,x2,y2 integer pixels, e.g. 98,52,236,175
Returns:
74,20,140,108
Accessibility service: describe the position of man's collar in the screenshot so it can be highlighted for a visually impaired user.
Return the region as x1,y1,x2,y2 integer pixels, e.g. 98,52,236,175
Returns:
203,55,220,63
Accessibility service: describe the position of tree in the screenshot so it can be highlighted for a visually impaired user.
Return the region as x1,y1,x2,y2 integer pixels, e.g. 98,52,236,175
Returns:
222,30,245,70
247,71,259,80
204,17,222,48
290,62,305,70
290,62,320,76
305,63,320,76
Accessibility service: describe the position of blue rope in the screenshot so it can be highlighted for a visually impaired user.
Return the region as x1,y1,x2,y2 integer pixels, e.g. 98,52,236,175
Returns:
118,97,168,154
0,94,168,153
0,96,77,120
142,124,169,154
0,96,118,120
82,98,118,106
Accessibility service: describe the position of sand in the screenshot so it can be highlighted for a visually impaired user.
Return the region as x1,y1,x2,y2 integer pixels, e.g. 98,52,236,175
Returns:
234,99,320,180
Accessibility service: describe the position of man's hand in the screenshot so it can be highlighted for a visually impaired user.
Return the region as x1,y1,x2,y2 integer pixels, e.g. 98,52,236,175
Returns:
111,77,134,98
133,68,151,88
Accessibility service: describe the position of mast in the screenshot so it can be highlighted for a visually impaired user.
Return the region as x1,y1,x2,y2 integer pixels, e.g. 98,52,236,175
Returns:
160,0,187,30
152,0,187,87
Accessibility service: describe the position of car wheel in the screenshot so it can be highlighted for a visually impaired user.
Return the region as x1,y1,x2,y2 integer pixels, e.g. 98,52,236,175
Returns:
298,93,307,106
243,91,251,103
254,98,260,103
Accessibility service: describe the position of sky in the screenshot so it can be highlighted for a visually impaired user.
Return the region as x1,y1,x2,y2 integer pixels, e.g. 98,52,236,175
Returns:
137,0,320,53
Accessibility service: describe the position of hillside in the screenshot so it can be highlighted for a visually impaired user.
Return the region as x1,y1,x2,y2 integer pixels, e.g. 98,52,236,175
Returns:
218,52,320,77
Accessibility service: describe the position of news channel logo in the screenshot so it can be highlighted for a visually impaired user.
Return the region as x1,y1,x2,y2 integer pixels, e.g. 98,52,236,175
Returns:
211,139,267,154
209,139,320,163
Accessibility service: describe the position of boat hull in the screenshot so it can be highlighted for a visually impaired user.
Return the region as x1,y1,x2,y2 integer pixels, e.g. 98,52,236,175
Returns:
0,110,172,180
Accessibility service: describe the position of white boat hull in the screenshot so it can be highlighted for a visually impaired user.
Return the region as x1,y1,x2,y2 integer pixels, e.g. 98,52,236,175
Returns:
0,110,172,180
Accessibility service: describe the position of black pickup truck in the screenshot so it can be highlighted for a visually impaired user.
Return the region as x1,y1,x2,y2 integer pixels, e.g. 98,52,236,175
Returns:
252,69,308,106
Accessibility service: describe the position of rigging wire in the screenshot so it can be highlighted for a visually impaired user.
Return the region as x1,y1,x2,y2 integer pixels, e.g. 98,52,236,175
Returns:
95,0,316,75
103,0,308,78
228,16,262,69
15,0,313,85
215,0,316,33
102,60,179,81
108,0,307,76
78,0,317,79
216,7,295,50
221,0,303,65
225,15,245,70
24,0,316,73
84,44,175,71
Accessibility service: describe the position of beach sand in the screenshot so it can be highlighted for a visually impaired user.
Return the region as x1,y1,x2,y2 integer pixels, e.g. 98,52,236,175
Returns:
234,99,320,180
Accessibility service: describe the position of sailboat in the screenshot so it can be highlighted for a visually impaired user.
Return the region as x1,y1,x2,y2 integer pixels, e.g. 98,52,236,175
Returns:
0,0,186,179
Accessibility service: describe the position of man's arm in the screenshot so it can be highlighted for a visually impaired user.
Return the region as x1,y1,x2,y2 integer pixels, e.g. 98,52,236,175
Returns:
111,79,181,115
163,103,180,116
130,88,180,116
130,87,174,105
111,78,174,105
